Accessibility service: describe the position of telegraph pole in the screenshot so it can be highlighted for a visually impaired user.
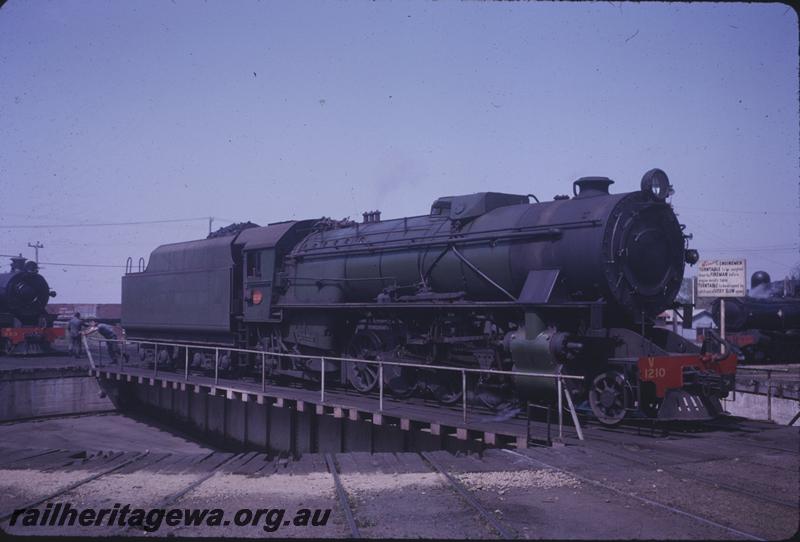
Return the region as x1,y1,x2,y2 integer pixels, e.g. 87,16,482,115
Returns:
27,241,43,263
208,217,214,236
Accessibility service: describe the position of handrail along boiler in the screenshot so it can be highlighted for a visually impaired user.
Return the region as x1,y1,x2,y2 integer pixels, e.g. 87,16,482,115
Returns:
122,169,736,425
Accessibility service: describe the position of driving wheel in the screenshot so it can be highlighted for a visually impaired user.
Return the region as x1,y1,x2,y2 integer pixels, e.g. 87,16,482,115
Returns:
589,371,629,425
429,372,463,405
384,361,416,398
346,330,382,394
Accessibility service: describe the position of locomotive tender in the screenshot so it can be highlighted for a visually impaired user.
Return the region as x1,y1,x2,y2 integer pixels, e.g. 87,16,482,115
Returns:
0,256,61,354
122,169,736,425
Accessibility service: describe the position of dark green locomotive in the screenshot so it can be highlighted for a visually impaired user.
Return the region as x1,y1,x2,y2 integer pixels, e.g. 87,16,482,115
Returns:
122,169,735,424
711,271,800,363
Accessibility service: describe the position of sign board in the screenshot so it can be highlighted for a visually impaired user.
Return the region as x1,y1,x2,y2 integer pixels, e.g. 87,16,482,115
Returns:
697,259,746,297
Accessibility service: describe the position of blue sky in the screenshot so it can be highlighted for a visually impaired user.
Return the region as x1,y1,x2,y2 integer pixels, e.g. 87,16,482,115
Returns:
1,1,797,303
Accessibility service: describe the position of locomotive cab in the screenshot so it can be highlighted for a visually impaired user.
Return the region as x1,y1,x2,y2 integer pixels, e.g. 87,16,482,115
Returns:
237,220,316,324
242,246,276,322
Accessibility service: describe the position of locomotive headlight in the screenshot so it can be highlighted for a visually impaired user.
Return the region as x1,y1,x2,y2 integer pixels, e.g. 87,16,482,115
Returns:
684,249,699,265
640,168,673,201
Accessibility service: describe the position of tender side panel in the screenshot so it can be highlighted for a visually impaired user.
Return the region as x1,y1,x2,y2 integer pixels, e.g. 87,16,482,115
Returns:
121,268,232,332
122,235,236,333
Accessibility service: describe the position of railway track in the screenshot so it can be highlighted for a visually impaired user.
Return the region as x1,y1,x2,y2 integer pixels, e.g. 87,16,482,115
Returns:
583,440,797,510
320,451,519,539
501,449,767,542
1,444,794,539
0,451,151,524
583,424,798,511
0,448,64,469
420,451,516,539
123,453,241,535
325,454,361,539
585,432,794,472
1,445,516,539
581,416,799,457
694,429,799,455
590,419,799,455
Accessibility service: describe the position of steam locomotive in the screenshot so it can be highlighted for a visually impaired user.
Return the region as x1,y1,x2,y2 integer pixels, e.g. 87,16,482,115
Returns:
0,256,62,355
712,271,800,363
122,169,736,425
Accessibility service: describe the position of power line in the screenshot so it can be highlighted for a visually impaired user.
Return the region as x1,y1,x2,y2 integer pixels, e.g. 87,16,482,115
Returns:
697,246,799,253
42,262,127,268
0,217,233,229
679,206,798,216
697,242,799,248
0,255,125,268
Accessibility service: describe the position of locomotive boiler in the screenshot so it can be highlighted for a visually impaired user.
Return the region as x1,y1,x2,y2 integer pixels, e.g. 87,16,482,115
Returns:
0,256,60,354
712,271,800,363
122,168,736,425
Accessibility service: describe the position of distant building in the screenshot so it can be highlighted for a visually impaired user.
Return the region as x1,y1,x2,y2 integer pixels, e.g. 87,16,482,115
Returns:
657,308,714,342
47,304,121,322
691,309,714,330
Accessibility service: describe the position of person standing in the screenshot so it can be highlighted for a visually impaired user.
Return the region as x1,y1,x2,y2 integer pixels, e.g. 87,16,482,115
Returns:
67,312,84,358
83,321,121,362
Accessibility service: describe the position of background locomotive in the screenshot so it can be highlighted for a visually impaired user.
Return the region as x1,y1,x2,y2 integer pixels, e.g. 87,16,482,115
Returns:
122,168,736,425
711,271,800,363
0,256,62,355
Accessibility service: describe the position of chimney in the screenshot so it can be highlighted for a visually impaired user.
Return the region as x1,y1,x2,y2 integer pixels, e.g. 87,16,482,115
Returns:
573,177,614,198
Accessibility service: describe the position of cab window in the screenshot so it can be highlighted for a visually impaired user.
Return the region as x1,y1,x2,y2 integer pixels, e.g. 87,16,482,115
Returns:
246,251,262,278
